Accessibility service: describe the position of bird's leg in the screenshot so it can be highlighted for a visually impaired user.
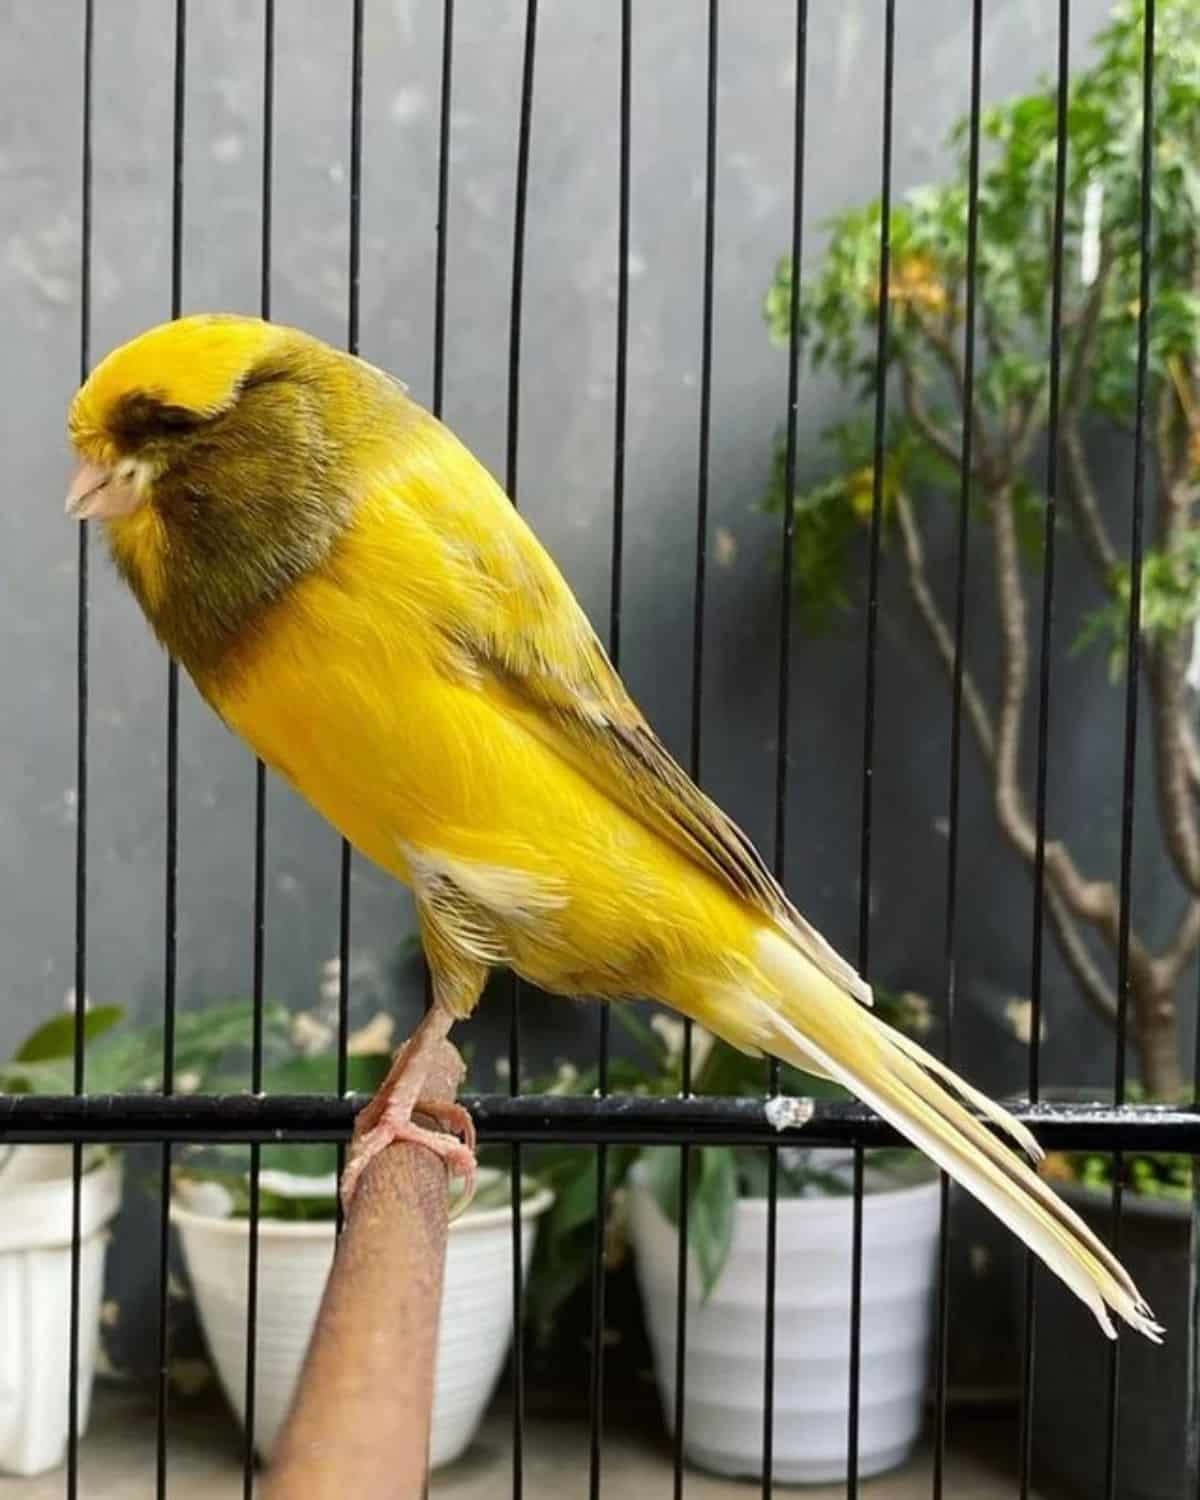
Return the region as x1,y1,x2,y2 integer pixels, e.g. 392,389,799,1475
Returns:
340,1003,476,1217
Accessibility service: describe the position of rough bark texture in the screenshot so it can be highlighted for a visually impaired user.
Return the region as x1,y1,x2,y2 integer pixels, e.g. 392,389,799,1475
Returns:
264,1039,464,1500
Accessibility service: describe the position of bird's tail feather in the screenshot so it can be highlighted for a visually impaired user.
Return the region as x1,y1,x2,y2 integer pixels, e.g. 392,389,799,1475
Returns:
751,930,1161,1343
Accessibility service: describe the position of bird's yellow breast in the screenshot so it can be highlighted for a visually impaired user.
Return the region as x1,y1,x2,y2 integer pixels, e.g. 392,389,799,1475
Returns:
202,493,759,1001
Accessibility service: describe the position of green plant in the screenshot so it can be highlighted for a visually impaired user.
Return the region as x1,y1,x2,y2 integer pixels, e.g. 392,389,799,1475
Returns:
765,0,1200,1104
1044,1084,1193,1201
0,999,292,1095
523,989,932,1344
168,1016,538,1222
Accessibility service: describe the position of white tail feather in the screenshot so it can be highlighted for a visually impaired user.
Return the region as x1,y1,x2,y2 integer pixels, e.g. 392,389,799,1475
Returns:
753,931,1161,1343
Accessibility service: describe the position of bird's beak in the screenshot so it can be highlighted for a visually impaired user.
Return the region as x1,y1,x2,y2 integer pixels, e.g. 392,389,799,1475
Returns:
64,460,142,521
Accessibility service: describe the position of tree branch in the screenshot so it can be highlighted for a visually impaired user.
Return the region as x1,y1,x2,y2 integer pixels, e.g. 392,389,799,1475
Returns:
1152,897,1200,997
900,363,969,477
1182,715,1200,794
1044,885,1119,1025
1154,369,1187,516
1148,636,1200,894
893,488,1120,1025
1061,244,1115,416
1002,250,1115,476
893,489,993,759
989,478,1157,989
1062,417,1121,582
911,306,996,476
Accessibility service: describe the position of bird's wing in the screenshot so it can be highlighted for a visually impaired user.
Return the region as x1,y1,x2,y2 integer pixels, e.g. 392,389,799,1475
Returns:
388,411,871,1007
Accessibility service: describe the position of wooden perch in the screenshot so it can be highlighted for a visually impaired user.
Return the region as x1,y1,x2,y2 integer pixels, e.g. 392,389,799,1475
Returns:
263,1039,465,1500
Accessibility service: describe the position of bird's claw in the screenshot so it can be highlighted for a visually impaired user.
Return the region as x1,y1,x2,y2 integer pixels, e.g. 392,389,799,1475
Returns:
340,1098,477,1219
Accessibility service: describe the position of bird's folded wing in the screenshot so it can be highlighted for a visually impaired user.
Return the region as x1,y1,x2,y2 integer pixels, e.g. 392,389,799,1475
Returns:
389,412,871,1008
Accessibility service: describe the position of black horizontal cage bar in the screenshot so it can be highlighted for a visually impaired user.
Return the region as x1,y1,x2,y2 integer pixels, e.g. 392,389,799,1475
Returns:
7,1093,1200,1151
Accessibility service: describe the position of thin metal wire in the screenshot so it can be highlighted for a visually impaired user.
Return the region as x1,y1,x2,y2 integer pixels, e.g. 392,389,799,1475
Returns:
66,7,95,1495
764,4,808,1493
689,0,718,802
849,5,895,1493
1019,3,1070,1494
1191,955,1200,1496
506,7,538,1494
587,5,631,1491
670,3,719,1492
1106,5,1156,1495
932,4,984,1493
334,0,365,1239
858,15,895,980
156,6,187,1494
241,3,274,1490
417,0,454,1041
432,0,454,423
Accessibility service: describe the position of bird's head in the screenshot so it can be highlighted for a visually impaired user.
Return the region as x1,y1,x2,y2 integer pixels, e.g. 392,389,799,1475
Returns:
65,313,399,674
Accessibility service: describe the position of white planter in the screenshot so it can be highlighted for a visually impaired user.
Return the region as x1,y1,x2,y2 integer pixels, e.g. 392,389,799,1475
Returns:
0,1145,123,1477
629,1166,941,1484
171,1169,553,1469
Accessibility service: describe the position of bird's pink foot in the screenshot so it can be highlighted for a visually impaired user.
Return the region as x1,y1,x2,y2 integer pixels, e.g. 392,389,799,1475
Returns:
340,1098,477,1218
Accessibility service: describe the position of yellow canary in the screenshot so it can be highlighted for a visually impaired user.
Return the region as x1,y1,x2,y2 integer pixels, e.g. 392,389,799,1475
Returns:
66,314,1157,1341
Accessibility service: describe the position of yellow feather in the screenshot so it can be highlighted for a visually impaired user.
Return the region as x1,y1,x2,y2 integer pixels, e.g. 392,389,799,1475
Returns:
67,314,1160,1343
70,315,283,456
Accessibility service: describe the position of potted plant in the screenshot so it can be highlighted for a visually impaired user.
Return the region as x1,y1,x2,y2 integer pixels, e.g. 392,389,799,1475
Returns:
761,1,1199,1493
169,1014,554,1470
0,998,283,1476
523,990,940,1484
1031,1121,1191,1500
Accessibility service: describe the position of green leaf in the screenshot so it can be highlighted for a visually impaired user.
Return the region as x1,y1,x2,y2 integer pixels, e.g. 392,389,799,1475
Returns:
0,1056,78,1094
1010,480,1048,566
690,1148,738,1297
2,999,298,1096
641,1145,684,1223
13,1004,125,1063
263,1052,391,1095
642,1146,738,1299
260,1142,339,1177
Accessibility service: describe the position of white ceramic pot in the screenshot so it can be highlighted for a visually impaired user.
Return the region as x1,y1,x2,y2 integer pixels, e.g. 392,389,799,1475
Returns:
629,1165,941,1484
0,1145,123,1477
171,1169,553,1468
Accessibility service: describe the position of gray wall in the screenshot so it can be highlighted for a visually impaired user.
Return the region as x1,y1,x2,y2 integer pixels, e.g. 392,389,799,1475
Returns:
3,0,1177,1392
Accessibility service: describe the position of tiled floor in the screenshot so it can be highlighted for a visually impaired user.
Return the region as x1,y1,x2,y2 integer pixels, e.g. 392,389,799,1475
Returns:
1,1386,1042,1497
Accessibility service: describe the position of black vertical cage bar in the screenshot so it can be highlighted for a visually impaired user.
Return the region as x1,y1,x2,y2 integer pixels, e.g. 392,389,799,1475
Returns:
1107,4,1155,1495
67,5,95,1496
932,4,984,1494
419,0,453,1042
416,1,455,1039
1019,4,1071,1495
241,2,274,1491
588,3,631,1491
505,6,538,1495
156,8,187,1495
1192,942,1200,1497
432,0,454,425
764,3,808,1494
850,4,895,1493
334,0,365,1240
672,2,719,1492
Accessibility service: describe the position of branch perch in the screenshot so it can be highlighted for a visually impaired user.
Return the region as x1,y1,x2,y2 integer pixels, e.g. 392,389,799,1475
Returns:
264,1039,465,1500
